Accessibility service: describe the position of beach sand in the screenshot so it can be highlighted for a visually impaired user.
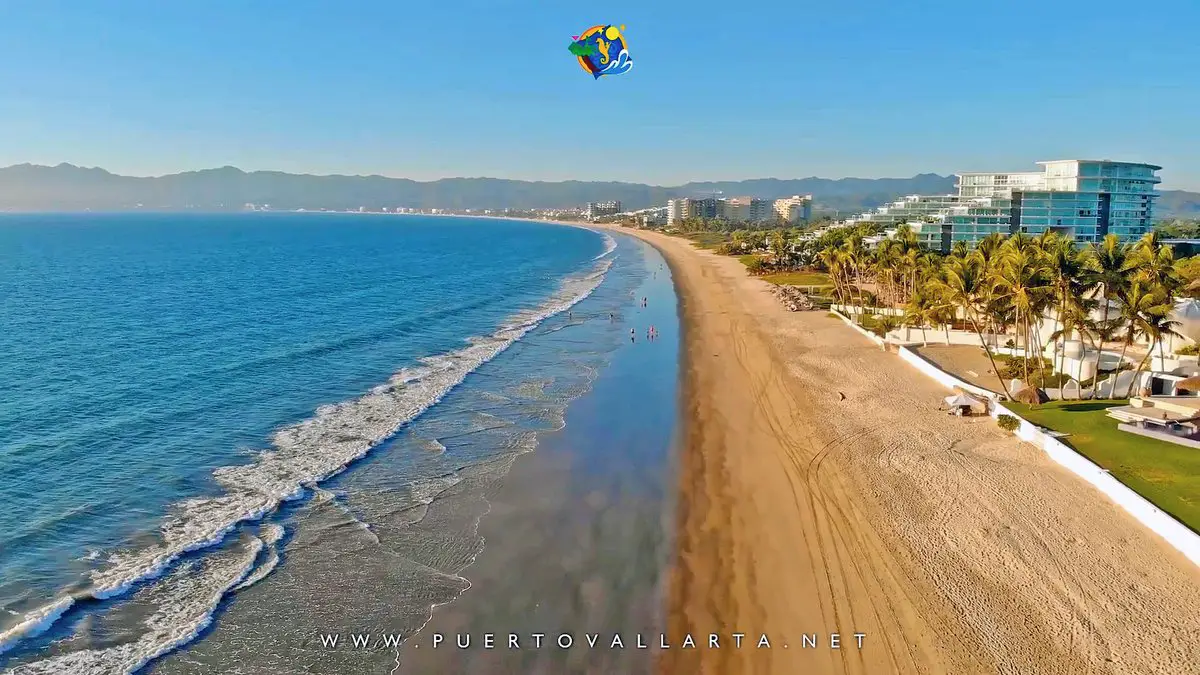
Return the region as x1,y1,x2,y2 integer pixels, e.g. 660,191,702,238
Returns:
602,226,1200,674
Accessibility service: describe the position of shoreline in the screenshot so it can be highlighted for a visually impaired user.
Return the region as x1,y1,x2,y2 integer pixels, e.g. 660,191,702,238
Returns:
391,234,679,673
594,224,1200,673
0,215,621,671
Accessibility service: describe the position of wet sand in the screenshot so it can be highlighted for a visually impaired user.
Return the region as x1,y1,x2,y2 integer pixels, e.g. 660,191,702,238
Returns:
603,226,1200,674
395,237,680,673
141,233,682,675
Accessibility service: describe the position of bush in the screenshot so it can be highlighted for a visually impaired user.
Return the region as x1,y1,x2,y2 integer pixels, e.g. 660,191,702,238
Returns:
744,257,766,275
997,415,1020,433
1176,343,1200,356
714,243,738,255
998,355,1052,383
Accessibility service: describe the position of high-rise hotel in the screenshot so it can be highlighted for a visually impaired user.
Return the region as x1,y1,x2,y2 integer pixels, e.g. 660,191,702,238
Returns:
666,195,809,225
844,159,1161,252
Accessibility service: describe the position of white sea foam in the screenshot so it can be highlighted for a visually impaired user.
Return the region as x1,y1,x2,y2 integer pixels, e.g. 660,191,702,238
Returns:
8,538,265,675
2,257,612,663
420,437,448,454
409,474,464,506
232,525,285,592
0,597,74,656
593,232,617,260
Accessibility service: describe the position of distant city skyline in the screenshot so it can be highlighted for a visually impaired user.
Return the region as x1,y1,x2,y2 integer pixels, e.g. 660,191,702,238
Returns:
1,1,1198,189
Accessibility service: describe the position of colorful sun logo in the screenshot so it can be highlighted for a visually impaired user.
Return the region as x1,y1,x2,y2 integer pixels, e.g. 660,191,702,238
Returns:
568,24,632,79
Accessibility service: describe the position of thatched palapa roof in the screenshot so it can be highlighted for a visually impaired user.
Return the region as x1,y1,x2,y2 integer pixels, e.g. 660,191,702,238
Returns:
1175,375,1200,394
1011,387,1049,405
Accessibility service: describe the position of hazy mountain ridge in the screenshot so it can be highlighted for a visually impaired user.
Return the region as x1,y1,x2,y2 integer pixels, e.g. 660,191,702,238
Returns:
0,164,1196,217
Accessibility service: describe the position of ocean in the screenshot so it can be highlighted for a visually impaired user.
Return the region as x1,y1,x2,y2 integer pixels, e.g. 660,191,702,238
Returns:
0,213,678,673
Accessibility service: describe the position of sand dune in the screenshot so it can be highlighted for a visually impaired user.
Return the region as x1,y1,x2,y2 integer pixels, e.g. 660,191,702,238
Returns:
610,227,1200,674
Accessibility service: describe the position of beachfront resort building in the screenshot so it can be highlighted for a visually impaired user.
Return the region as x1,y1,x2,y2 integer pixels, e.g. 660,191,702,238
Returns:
667,197,719,224
844,160,1162,252
774,195,814,223
719,196,775,222
666,196,778,225
585,201,622,221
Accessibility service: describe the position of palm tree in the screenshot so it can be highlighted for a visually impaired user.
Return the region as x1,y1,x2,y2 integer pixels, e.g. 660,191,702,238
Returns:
817,246,848,304
1125,307,1183,399
1088,234,1132,397
841,236,869,323
904,290,937,346
992,235,1051,386
769,229,790,267
1133,231,1179,295
1118,281,1173,398
932,255,1013,398
1050,295,1097,399
1073,313,1102,399
873,240,902,306
730,230,748,252
1145,309,1184,376
802,223,1187,401
1044,237,1094,380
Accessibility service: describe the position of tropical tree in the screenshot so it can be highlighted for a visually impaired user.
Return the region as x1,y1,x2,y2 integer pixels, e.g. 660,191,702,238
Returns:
1124,306,1182,399
1050,295,1098,399
1175,255,1200,299
1087,234,1132,396
767,229,787,264
904,289,937,346
803,223,1191,402
1044,236,1094,380
931,255,1013,398
841,236,869,323
1117,281,1173,398
1133,231,1180,298
992,235,1052,385
817,246,850,304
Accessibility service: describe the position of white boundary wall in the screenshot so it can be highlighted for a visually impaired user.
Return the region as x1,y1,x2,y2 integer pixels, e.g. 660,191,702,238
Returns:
992,401,1200,567
883,346,1200,568
830,309,885,347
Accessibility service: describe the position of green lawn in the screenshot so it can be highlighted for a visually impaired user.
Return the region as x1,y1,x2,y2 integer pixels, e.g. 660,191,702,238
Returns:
675,231,730,250
1005,400,1200,534
759,270,832,287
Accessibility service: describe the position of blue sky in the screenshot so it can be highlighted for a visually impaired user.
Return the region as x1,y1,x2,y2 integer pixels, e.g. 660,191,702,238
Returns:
1,0,1198,188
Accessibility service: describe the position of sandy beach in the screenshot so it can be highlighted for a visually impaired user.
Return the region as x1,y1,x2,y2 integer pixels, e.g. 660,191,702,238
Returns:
600,225,1200,674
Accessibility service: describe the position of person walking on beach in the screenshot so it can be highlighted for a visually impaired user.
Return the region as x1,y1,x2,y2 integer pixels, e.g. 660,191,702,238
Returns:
630,328,635,343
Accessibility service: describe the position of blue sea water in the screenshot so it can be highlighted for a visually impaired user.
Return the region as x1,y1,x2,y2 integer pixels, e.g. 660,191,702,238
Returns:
0,213,631,670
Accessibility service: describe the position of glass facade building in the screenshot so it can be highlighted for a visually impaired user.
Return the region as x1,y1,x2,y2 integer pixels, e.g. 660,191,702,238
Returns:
845,160,1161,253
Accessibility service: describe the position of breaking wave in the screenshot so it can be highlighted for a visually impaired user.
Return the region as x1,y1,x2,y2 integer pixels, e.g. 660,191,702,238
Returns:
8,537,265,675
0,257,612,664
593,232,617,260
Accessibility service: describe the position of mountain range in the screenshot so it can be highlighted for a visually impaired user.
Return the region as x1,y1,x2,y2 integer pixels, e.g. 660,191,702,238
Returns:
0,164,1196,218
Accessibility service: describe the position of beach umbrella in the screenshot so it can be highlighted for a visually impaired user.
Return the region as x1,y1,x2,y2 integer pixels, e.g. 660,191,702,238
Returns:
1011,387,1048,405
1171,299,1200,343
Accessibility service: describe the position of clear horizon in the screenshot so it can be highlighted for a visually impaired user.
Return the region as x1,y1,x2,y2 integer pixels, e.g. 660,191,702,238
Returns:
2,1,1198,190
0,161,969,185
